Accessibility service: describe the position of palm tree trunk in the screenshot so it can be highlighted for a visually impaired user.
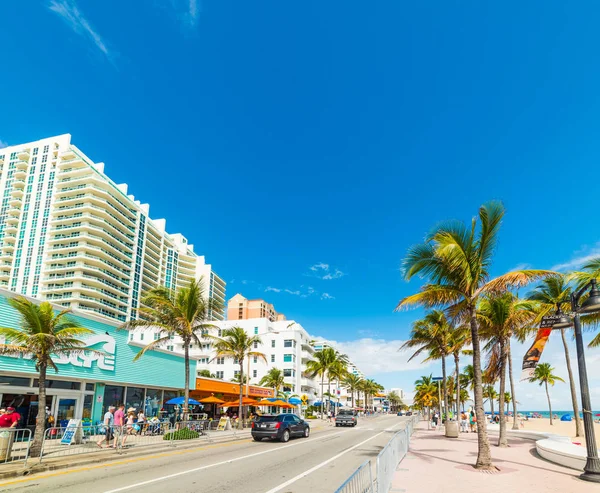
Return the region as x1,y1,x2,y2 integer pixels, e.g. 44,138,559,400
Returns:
490,394,494,418
454,353,460,418
560,328,582,436
441,356,449,422
320,374,325,419
469,304,493,469
546,381,553,426
239,360,244,429
507,340,519,430
184,341,190,423
327,377,332,414
498,339,508,447
30,363,47,458
351,389,355,408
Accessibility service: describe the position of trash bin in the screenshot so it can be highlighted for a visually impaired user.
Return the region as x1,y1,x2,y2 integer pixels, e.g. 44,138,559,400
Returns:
0,430,14,462
445,420,459,438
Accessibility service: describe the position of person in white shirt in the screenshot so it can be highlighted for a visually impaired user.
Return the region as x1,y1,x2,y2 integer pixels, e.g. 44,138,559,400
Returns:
97,406,115,448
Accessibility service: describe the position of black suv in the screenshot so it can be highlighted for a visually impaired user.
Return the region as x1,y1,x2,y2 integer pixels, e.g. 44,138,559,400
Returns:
251,414,310,442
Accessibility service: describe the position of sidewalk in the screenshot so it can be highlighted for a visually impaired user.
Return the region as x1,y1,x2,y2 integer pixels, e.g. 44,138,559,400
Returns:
392,421,598,493
0,428,250,481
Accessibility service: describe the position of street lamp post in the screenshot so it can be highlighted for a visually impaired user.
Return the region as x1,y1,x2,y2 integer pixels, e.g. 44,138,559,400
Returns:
553,279,600,483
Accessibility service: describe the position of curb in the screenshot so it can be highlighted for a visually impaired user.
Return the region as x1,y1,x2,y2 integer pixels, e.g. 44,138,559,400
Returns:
0,432,252,481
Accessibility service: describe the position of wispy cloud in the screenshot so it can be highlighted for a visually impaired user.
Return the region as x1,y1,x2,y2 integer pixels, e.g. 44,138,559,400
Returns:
321,293,335,300
162,0,202,29
0,140,7,149
285,289,301,296
263,285,332,300
265,286,281,293
508,263,531,271
48,0,114,63
308,262,346,280
551,242,600,271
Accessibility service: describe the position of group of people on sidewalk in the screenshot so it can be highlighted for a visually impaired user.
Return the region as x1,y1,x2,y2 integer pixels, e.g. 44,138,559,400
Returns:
96,404,149,449
430,409,478,433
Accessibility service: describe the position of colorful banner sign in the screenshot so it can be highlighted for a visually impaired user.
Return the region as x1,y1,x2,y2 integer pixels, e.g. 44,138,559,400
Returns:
520,327,552,381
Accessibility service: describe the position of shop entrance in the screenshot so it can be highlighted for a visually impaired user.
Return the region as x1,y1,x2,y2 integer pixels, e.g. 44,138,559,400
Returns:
52,397,78,427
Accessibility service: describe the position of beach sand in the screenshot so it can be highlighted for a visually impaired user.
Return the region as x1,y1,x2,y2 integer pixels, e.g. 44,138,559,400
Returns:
508,416,600,445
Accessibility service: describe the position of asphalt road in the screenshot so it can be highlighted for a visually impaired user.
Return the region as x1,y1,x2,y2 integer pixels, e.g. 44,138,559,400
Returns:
0,415,409,493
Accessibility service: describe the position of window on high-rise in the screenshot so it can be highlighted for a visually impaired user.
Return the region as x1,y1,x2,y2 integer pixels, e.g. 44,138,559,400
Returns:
283,354,293,363
271,354,275,363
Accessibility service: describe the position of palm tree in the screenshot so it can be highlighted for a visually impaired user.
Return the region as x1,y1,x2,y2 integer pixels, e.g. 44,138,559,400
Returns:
122,279,220,421
388,391,402,412
527,276,582,437
328,360,348,408
449,324,470,419
198,369,216,378
414,375,438,423
461,364,475,391
400,310,453,421
207,327,267,428
231,374,250,384
395,201,554,469
478,292,535,446
503,392,512,416
529,363,564,425
260,368,286,394
306,347,347,417
342,374,362,408
0,297,94,457
483,386,498,417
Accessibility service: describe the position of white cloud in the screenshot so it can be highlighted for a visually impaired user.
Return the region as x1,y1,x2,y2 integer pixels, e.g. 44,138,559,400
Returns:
316,337,435,374
48,0,114,62
321,293,335,300
308,263,346,280
163,0,201,28
265,286,281,293
508,263,532,271
284,289,301,296
0,140,7,149
551,242,600,271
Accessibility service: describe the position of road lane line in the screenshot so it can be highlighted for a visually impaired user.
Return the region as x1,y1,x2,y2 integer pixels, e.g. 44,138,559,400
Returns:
263,420,407,493
102,427,355,493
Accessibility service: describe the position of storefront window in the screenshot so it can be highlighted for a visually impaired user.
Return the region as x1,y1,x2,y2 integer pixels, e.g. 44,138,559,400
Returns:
85,383,95,392
33,379,81,390
83,395,93,423
145,389,162,418
125,387,144,411
103,385,125,414
0,376,31,387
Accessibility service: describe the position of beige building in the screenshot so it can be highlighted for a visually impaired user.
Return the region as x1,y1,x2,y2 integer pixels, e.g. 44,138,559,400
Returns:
226,293,286,322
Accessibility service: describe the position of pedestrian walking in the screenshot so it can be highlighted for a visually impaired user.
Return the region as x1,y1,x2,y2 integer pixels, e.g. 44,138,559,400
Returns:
113,404,125,448
97,406,115,448
460,411,468,433
0,407,20,428
327,410,332,425
432,412,439,428
469,410,476,432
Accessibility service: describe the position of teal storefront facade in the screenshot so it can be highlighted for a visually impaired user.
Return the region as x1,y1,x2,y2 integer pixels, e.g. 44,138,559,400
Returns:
0,292,191,428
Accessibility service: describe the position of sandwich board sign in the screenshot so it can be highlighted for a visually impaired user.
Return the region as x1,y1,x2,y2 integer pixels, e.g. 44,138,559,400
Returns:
60,419,82,445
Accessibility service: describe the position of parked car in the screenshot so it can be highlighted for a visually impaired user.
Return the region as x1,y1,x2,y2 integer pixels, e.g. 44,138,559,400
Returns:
251,414,310,442
406,411,413,416
335,409,357,427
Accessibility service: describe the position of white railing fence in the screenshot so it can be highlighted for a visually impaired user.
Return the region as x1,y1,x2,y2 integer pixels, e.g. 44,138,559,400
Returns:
334,460,374,493
0,428,32,466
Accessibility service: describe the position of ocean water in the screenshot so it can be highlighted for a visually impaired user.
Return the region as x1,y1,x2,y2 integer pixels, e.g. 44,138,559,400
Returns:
517,411,600,419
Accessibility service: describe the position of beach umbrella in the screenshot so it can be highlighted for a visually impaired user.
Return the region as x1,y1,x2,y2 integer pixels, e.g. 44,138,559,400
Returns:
220,397,259,407
166,396,202,406
199,395,225,404
288,398,302,405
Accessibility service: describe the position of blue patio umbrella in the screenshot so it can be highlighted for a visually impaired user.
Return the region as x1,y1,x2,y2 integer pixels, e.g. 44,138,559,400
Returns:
165,396,202,406
288,398,302,405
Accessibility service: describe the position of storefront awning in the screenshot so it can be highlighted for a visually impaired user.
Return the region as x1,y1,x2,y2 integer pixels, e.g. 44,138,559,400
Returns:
192,377,274,400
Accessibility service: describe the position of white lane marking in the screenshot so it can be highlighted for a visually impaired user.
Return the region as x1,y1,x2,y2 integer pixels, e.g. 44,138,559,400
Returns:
102,427,354,493
263,420,406,493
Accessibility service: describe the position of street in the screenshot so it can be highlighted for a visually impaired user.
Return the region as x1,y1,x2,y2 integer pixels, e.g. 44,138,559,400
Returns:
0,415,407,493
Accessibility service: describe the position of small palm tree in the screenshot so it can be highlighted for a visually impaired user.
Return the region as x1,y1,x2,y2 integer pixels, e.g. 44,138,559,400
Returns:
529,363,564,425
342,374,362,408
259,368,285,394
306,347,347,417
207,327,267,428
198,369,216,378
483,386,498,417
121,279,219,421
0,298,94,457
414,375,438,423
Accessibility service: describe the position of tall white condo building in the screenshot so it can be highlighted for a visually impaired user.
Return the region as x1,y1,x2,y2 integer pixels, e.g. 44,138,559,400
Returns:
0,134,225,322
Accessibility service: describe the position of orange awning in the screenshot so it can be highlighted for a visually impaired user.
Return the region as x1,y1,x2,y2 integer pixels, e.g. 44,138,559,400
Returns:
258,399,294,408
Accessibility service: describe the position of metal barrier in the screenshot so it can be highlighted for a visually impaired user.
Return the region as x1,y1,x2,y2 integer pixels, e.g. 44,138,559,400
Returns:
375,414,419,493
0,428,31,466
334,460,374,493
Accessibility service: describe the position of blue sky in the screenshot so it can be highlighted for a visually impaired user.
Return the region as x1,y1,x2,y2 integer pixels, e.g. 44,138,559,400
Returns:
2,1,600,409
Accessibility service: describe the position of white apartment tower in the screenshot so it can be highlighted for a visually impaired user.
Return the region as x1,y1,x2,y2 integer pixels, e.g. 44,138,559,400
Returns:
0,134,225,322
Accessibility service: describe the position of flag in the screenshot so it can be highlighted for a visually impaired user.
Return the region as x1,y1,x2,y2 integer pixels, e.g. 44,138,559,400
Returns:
520,326,552,381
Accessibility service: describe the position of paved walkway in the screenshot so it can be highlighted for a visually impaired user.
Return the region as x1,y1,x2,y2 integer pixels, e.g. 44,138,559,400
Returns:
392,421,598,493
